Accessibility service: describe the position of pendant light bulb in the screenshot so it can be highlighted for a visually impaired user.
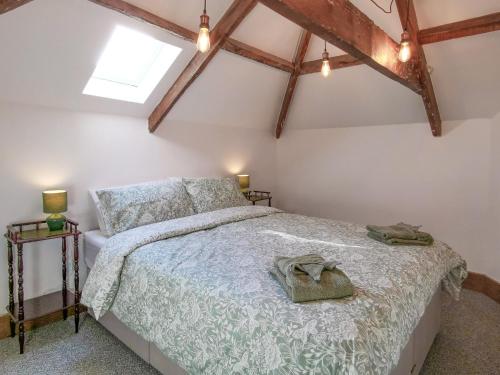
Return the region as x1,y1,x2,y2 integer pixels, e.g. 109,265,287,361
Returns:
197,26,210,53
398,31,411,63
321,58,331,78
321,42,331,78
197,1,210,53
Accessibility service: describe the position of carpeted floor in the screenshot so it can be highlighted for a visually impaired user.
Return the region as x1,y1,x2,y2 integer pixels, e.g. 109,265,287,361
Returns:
420,289,500,375
0,289,498,374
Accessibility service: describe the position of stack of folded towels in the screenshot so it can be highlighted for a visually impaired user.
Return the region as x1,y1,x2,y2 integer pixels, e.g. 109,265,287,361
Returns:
366,222,434,246
270,254,354,303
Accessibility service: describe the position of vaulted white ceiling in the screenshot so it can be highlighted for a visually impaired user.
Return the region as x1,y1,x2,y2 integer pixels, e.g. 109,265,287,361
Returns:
0,0,498,131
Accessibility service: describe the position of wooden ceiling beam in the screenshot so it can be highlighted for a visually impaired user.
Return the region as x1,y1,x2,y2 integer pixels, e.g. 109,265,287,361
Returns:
88,0,196,41
396,0,441,136
0,0,33,15
223,38,294,72
300,54,362,75
419,12,500,45
258,0,422,94
89,0,292,73
148,0,257,133
275,30,311,138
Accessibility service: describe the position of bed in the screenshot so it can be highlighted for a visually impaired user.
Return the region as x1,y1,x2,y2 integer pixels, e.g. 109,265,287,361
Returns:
82,178,466,375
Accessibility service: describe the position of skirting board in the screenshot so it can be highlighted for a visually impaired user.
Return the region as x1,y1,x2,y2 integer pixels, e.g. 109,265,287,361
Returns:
462,271,500,304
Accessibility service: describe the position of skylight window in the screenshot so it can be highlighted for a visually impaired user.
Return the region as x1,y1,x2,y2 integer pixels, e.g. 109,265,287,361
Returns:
83,26,181,104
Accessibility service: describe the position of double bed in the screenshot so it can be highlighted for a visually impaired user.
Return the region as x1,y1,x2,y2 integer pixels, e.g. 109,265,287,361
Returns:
82,178,466,375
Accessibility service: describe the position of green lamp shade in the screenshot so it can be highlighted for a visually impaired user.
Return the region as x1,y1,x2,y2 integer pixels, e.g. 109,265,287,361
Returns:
42,190,67,231
237,174,250,192
43,190,67,213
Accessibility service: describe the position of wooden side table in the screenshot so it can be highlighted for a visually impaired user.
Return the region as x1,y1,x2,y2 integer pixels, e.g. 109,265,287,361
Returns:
245,190,272,207
4,219,81,354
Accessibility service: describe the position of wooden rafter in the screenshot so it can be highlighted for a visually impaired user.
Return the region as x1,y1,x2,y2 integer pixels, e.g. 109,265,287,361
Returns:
396,0,441,136
88,0,196,42
89,0,292,73
0,0,33,14
275,30,311,139
148,0,257,133
300,54,362,75
223,38,294,72
419,12,500,45
258,0,421,94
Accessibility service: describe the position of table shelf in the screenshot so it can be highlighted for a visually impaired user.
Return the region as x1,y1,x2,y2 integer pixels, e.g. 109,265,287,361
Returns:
6,290,77,323
245,190,272,206
6,219,80,244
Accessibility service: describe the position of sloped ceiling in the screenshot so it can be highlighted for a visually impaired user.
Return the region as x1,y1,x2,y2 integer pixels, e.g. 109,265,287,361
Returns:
0,0,499,131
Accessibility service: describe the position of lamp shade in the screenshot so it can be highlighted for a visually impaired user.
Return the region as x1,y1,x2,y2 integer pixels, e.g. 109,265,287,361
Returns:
237,175,250,191
42,190,67,214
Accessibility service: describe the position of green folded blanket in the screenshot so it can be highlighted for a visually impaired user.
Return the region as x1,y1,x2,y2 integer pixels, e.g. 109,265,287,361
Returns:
271,255,354,303
366,222,433,246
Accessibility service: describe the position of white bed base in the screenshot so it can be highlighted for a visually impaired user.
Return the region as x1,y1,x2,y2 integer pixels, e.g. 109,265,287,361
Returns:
89,289,441,375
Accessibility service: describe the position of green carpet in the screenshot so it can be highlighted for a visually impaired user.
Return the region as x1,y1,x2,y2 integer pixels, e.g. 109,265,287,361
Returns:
0,289,498,374
420,289,500,375
0,314,159,375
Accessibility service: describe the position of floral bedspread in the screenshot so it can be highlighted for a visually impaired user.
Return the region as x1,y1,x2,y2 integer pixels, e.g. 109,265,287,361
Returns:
82,206,467,375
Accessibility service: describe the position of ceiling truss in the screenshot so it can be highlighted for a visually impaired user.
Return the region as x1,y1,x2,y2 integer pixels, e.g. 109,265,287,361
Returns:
2,0,499,137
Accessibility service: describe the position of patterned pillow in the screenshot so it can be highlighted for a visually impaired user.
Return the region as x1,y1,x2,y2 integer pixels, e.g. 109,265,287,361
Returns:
93,178,195,236
182,177,251,214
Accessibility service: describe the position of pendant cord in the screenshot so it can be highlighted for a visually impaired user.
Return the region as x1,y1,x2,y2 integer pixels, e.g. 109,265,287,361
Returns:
324,40,327,53
368,0,395,14
368,0,411,32
203,0,207,14
404,0,410,31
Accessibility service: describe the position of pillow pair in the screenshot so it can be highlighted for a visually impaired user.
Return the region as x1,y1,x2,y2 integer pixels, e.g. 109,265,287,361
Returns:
91,177,249,237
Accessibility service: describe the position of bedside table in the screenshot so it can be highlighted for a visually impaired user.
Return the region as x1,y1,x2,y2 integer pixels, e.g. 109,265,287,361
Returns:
245,190,272,207
4,219,81,354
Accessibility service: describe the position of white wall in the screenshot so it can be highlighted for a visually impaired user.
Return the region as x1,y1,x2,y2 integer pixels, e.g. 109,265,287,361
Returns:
0,102,276,308
1,102,498,311
276,119,500,282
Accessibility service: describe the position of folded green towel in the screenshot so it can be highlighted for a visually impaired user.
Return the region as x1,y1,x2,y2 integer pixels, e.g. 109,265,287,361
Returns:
270,255,354,303
270,266,354,303
366,222,433,245
367,231,434,246
274,254,339,282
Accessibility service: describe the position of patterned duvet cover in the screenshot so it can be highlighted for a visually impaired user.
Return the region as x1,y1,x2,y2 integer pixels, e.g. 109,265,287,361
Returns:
82,206,466,375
